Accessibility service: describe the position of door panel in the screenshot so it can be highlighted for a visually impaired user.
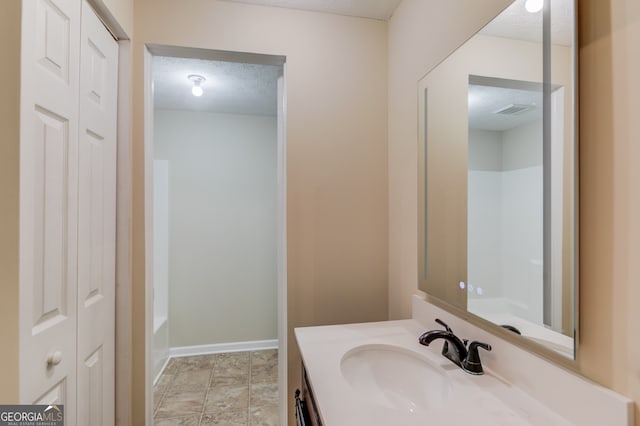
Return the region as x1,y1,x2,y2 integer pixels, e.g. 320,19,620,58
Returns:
35,380,67,406
31,106,70,331
36,0,72,81
83,346,104,422
76,1,118,425
19,2,80,424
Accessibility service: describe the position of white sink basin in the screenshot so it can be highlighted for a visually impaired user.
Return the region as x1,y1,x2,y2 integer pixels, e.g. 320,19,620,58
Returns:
340,344,452,414
296,318,633,425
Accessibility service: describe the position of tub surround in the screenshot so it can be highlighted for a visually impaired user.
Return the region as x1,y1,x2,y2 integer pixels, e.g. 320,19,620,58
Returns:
295,295,633,425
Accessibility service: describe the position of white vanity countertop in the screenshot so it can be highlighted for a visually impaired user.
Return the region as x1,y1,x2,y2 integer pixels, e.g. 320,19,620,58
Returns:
295,319,575,426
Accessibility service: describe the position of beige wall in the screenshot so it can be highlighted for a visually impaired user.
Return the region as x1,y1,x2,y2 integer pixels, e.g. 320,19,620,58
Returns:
579,0,640,423
103,0,133,35
391,0,640,422
93,0,134,38
388,0,513,320
132,1,389,423
0,0,21,404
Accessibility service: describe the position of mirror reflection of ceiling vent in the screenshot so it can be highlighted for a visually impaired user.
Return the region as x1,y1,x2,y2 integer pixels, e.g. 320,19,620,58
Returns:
493,103,535,115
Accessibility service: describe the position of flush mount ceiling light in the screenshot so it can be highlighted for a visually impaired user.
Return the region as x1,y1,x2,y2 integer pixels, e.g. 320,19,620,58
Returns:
525,0,543,13
188,74,206,97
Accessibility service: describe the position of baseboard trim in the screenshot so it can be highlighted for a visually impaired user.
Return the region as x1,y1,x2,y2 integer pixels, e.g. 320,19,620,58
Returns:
153,355,171,386
169,339,278,359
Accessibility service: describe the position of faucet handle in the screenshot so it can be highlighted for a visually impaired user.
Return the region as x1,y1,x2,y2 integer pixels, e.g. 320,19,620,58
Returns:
435,318,452,333
434,319,456,357
462,341,492,375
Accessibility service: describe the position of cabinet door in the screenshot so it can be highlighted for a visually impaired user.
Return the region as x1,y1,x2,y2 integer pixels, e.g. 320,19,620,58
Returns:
75,1,119,424
302,367,323,426
19,1,81,423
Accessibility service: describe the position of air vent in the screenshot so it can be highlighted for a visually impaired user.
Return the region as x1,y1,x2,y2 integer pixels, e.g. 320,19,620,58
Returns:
493,104,534,115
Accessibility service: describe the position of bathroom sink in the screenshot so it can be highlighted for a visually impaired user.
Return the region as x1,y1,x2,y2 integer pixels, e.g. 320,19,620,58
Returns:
340,344,452,414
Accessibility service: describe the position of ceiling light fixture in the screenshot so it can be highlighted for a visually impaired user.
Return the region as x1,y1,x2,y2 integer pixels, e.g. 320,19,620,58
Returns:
188,74,206,97
525,0,543,13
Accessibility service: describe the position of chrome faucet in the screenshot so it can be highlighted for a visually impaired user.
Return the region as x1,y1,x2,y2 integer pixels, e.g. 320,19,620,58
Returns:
419,319,492,375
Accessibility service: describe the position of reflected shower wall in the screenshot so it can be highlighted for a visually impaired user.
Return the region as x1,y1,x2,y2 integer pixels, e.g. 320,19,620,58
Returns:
467,122,543,324
466,80,568,338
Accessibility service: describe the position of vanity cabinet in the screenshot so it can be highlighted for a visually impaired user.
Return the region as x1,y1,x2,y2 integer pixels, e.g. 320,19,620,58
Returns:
295,365,323,426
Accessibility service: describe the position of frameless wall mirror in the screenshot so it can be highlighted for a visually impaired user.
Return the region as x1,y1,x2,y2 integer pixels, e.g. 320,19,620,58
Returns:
418,0,577,360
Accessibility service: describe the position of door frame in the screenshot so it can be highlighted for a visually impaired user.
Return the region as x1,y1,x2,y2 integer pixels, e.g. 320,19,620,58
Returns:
114,38,132,426
143,45,289,425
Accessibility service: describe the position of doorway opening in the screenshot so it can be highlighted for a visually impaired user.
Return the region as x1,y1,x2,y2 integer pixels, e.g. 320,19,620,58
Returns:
144,45,287,425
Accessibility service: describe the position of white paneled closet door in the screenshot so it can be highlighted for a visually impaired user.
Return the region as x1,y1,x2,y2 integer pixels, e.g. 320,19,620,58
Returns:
19,0,118,424
19,0,81,423
76,1,118,425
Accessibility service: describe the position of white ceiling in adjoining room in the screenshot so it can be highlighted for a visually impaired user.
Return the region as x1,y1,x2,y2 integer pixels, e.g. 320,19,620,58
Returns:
152,55,281,116
220,0,403,20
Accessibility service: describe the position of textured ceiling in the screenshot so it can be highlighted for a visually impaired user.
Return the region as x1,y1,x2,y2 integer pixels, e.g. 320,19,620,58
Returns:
220,0,403,20
468,84,542,132
481,0,575,46
152,56,281,116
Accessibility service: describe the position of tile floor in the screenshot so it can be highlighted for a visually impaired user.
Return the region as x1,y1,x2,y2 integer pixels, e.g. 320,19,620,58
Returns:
153,350,279,426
